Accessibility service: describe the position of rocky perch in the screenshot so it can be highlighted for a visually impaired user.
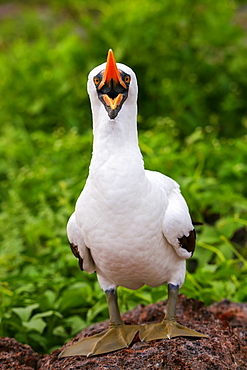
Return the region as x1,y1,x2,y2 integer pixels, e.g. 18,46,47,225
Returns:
1,296,247,369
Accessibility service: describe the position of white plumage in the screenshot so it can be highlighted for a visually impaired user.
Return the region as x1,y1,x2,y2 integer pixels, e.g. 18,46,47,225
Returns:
68,61,193,288
61,50,206,358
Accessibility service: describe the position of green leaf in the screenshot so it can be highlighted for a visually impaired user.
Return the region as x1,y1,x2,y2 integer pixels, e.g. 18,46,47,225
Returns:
52,325,67,338
12,304,39,322
23,318,46,333
32,310,63,320
65,315,87,336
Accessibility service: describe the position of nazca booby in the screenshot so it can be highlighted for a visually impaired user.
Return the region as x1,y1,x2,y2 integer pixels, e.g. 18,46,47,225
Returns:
60,50,207,357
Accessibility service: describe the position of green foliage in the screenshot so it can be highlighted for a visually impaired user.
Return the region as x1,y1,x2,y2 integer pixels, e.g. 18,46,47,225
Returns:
1,0,247,137
0,0,246,355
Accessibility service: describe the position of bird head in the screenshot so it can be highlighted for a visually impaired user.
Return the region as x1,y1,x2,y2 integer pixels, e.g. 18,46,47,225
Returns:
87,50,137,121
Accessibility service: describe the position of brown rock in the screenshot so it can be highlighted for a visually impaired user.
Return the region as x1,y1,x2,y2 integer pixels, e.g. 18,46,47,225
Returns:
0,337,39,369
1,296,247,369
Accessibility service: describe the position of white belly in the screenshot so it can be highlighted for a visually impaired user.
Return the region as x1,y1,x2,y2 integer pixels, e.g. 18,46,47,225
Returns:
75,179,186,290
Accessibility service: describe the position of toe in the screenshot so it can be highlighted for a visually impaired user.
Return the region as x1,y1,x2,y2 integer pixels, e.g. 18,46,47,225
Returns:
139,320,208,342
59,324,140,357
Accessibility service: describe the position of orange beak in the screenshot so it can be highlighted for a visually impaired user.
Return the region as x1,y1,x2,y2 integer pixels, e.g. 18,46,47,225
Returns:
97,49,129,119
98,49,126,90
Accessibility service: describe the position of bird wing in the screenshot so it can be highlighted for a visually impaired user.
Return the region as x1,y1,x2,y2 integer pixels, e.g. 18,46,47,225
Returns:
145,170,195,259
67,212,96,273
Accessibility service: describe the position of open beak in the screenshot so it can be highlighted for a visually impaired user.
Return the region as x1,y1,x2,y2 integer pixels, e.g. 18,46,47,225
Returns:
96,50,129,119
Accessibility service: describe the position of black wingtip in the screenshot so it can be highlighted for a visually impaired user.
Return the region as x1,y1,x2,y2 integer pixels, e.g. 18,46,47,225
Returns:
70,242,84,271
178,229,196,255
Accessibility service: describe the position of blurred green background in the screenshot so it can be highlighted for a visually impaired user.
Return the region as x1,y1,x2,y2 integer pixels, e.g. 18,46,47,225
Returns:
0,0,246,354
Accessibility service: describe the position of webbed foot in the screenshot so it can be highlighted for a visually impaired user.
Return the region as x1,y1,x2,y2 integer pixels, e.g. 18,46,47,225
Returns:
59,323,139,357
139,319,208,342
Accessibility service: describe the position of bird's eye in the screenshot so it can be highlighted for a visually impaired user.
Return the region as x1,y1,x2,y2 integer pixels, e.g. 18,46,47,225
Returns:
94,77,100,85
124,75,131,84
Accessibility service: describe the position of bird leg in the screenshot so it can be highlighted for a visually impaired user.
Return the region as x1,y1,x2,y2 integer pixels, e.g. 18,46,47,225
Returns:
139,283,208,342
59,288,139,357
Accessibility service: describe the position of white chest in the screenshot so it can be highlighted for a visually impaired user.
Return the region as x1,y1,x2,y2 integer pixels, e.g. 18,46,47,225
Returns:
75,163,183,289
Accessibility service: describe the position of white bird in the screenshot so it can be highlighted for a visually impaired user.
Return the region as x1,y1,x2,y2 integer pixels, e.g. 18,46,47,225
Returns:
60,50,207,358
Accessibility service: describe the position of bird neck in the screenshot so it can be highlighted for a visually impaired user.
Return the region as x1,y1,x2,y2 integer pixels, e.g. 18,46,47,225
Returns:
88,106,145,183
91,106,140,159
